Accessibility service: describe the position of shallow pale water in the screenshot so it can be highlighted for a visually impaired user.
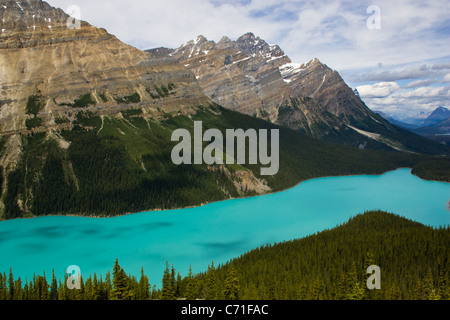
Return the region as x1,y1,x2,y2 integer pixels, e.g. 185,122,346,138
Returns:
0,168,448,286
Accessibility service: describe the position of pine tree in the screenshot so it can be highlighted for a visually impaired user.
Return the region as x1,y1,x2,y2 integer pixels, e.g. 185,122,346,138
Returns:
8,268,14,300
138,267,150,300
104,272,112,300
50,270,58,300
346,262,364,300
92,273,100,300
423,269,436,300
85,276,93,300
0,272,7,300
223,264,240,300
14,278,23,300
280,274,289,300
296,281,307,300
75,275,85,300
161,261,175,300
185,265,196,300
205,261,218,300
111,259,131,300
175,272,182,298
35,274,50,300
170,265,177,299
24,281,30,300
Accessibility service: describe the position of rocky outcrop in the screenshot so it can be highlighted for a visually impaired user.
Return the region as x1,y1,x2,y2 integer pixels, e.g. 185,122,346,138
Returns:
0,0,209,137
162,34,342,137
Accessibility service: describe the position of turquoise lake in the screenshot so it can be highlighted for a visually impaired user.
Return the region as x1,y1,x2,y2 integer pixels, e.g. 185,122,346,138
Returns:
0,168,449,286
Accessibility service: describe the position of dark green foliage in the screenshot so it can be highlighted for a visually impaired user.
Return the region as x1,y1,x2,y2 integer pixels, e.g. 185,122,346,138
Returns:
147,84,176,99
26,94,45,116
161,262,175,300
74,111,102,130
2,104,449,219
202,211,450,300
98,93,108,103
1,211,448,300
121,109,143,117
72,93,96,108
54,117,70,125
111,259,132,300
167,83,176,91
411,158,450,182
25,117,43,129
223,265,240,300
114,92,141,104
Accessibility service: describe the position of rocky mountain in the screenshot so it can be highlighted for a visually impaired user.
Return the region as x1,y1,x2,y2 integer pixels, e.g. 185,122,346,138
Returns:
421,107,450,127
401,111,432,127
161,33,448,154
377,107,450,145
0,2,447,220
374,111,420,130
0,0,209,137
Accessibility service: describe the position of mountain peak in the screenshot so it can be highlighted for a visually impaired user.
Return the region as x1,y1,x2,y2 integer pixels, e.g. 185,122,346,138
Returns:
194,35,208,44
237,32,256,41
0,0,84,40
218,35,231,43
434,106,448,112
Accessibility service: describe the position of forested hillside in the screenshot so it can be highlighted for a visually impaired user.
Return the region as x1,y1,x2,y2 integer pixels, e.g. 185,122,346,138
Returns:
1,211,448,300
1,104,448,220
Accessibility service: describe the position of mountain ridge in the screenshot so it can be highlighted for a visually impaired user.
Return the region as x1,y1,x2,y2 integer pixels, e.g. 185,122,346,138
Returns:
0,2,448,220
154,33,449,155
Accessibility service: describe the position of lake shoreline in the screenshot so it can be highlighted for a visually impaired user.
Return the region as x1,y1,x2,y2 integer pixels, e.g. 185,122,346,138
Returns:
1,167,449,287
0,167,443,222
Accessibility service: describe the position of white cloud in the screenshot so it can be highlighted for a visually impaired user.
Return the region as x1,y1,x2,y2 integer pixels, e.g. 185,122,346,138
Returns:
350,63,450,82
45,0,450,70
357,82,400,98
359,83,450,118
443,73,450,83
406,79,438,88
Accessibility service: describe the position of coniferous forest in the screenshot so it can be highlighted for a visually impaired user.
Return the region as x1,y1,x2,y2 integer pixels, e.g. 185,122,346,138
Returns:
0,211,448,301
1,105,449,221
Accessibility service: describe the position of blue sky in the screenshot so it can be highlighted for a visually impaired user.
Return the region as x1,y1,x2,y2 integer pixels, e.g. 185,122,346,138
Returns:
45,0,450,119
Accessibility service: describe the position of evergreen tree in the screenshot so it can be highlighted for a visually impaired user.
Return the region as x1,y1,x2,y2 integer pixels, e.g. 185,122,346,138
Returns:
8,268,14,300
14,278,23,300
223,264,240,300
138,268,150,300
266,273,277,300
50,270,58,300
185,265,196,300
111,259,131,300
34,274,49,300
423,269,436,300
92,273,100,300
0,272,7,300
104,272,112,300
205,262,218,300
161,261,175,300
346,263,364,300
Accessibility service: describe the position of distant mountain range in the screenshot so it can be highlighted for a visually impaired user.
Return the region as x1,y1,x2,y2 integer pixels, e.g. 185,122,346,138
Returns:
375,107,450,145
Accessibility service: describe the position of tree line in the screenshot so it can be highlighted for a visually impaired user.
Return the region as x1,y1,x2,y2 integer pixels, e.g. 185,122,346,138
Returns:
1,211,448,300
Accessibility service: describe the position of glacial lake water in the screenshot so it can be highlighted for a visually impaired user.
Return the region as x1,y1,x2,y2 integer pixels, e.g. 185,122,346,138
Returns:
0,168,449,286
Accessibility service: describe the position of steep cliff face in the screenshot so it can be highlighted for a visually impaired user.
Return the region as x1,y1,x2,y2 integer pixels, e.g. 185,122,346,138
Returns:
0,0,208,137
162,33,342,139
0,1,281,219
167,33,448,154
